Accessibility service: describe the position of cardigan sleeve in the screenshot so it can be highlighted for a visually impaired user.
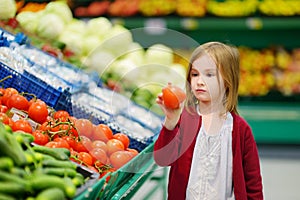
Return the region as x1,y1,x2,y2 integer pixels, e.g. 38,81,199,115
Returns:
242,123,264,200
153,123,181,166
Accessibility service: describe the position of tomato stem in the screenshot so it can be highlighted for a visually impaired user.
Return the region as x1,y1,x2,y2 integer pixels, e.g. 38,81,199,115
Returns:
0,75,12,83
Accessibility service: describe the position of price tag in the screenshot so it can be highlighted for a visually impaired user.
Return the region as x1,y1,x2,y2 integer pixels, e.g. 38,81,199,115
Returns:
10,108,28,121
246,18,263,30
144,18,167,35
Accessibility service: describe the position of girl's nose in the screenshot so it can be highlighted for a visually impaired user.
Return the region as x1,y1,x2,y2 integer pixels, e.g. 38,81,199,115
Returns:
197,75,205,86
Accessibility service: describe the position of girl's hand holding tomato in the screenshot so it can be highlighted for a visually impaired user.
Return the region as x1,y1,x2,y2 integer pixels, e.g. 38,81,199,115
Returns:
157,82,186,130
161,82,186,109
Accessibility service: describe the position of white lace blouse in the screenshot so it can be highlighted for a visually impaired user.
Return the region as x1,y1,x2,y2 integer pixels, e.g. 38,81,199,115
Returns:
186,112,235,200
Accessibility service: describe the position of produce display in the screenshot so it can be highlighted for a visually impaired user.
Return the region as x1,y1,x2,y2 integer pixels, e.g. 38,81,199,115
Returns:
0,122,99,199
0,26,163,199
67,0,300,18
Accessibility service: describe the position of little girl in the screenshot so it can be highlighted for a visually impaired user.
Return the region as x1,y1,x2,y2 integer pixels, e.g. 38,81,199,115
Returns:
154,41,263,200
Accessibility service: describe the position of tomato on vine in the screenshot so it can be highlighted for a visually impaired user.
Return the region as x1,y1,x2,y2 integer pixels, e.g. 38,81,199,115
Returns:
1,88,18,106
77,152,93,166
0,105,8,113
0,113,13,127
53,110,70,120
32,130,49,145
53,137,70,149
61,135,77,150
28,99,48,124
12,119,32,133
6,93,29,111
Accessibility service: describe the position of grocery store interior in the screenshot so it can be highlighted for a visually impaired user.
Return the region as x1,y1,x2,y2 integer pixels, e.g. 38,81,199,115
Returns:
0,0,300,199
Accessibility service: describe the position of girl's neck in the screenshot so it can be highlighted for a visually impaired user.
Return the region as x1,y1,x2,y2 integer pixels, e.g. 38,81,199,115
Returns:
197,102,227,135
198,101,225,116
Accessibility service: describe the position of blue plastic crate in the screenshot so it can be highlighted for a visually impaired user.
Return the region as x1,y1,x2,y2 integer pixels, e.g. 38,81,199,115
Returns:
0,62,71,108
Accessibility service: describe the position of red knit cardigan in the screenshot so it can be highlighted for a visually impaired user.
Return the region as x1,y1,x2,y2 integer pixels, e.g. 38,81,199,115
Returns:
153,108,263,200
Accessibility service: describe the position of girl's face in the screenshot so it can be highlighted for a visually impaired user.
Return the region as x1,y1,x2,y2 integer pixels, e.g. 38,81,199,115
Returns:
190,54,225,104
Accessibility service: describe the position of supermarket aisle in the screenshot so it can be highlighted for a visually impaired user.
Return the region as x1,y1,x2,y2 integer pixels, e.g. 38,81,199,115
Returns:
131,145,300,200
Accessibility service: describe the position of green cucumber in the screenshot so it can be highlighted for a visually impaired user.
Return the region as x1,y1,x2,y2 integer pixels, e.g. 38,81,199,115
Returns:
32,145,70,160
72,173,85,187
42,167,77,178
0,125,27,166
0,182,26,196
0,157,14,171
41,159,77,170
30,175,76,198
13,131,34,144
0,170,28,186
35,187,65,200
10,167,27,177
63,177,77,198
0,193,16,200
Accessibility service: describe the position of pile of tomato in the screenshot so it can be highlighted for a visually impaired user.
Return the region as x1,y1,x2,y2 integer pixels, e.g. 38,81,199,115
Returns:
0,86,139,179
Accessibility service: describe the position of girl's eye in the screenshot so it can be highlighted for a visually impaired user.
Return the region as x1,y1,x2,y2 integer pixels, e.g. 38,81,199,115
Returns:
190,72,198,77
205,71,216,77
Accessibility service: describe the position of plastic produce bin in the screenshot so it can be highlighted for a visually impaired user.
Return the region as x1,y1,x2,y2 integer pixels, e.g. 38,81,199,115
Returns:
0,61,71,108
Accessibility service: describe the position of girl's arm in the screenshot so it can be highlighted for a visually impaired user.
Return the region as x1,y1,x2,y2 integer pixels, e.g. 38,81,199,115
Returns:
153,93,184,166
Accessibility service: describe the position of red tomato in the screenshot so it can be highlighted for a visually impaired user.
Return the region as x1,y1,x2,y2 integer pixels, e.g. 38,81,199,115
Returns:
45,141,59,148
75,119,94,139
89,147,108,165
162,82,186,109
75,136,93,152
113,133,130,149
92,124,113,142
77,152,93,166
0,113,14,127
109,150,134,169
53,137,70,149
61,135,77,150
0,105,8,113
32,130,49,145
53,110,70,120
1,88,18,106
6,93,29,111
28,99,48,124
92,140,108,153
12,119,32,133
126,148,139,157
106,138,125,155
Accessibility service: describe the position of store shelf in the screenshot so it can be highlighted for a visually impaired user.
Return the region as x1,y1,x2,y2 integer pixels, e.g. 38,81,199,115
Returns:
110,16,300,49
239,102,300,145
111,16,300,31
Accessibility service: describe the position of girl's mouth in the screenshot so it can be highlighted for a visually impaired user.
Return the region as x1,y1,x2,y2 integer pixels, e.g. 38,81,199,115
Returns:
196,89,206,92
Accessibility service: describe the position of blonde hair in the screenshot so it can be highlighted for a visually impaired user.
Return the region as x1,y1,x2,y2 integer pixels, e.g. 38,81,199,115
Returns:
185,41,240,114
